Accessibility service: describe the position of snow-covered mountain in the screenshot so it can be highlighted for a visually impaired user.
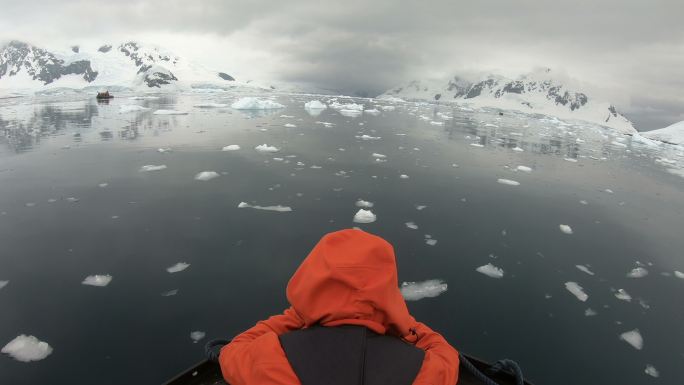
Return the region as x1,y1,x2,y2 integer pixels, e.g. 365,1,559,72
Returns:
641,121,684,145
0,40,237,92
382,68,636,134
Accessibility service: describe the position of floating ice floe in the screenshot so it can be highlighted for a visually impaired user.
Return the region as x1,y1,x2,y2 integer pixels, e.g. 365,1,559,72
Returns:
604,189,614,194
315,121,334,127
284,123,297,128
365,108,381,116
476,264,504,278
584,308,597,316
0,280,8,290
353,209,376,224
161,289,178,297
627,267,648,278
564,158,578,163
157,147,172,153
98,183,108,188
1,335,53,362
615,289,632,302
675,271,684,279
400,174,409,179
194,171,220,181
330,101,364,111
579,200,588,205
153,109,188,115
516,165,532,173
405,222,418,230
565,282,588,302
355,200,374,208
190,331,206,343
425,239,437,246
416,205,427,210
140,165,167,172
497,178,520,186
644,365,659,378
372,153,386,159
470,143,484,148
401,280,448,301
222,145,240,151
82,274,112,287
231,97,284,110
356,135,381,140
559,224,573,234
238,202,292,212
167,262,190,273
575,265,595,275
619,329,643,350
430,121,444,126
304,100,327,110
119,105,150,113
255,144,279,153
194,103,228,108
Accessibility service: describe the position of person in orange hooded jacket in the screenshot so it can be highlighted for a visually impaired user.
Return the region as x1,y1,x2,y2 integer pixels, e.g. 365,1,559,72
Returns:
219,228,459,385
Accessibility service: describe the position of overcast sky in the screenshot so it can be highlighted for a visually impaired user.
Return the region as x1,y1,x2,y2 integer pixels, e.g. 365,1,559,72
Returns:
1,0,683,130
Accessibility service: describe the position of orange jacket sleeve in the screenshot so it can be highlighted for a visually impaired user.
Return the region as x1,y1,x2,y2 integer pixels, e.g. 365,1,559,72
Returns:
407,319,460,385
219,307,305,385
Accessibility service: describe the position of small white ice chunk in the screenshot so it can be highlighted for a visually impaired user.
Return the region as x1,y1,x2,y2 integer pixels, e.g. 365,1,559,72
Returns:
619,329,643,350
559,224,573,234
516,165,532,173
372,153,386,159
255,144,279,153
584,308,597,316
237,202,292,212
425,239,437,246
565,282,588,301
82,274,112,287
615,289,632,302
399,174,409,179
0,280,8,290
355,200,374,208
476,264,504,278
644,365,659,378
353,209,376,223
194,171,220,181
576,265,595,275
284,123,297,128
140,165,167,172
1,335,53,362
304,100,327,110
222,145,240,151
401,280,448,301
231,97,284,110
167,262,190,273
627,267,648,278
405,222,418,230
497,178,520,186
190,331,206,343
675,271,684,279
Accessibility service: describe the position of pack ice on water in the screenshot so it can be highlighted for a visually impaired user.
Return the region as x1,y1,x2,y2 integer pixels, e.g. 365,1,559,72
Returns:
401,280,448,301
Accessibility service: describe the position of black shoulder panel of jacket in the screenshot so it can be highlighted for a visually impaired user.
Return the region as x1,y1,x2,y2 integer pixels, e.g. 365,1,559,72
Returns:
279,325,424,385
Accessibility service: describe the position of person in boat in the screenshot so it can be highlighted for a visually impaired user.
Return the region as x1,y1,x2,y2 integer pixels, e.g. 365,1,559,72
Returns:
219,228,459,385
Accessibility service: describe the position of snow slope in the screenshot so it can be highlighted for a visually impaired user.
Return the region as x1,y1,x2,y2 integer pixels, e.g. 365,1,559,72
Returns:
382,68,636,134
641,121,684,145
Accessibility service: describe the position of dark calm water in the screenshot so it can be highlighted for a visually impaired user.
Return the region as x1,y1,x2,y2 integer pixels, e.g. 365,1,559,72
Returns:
1,92,683,385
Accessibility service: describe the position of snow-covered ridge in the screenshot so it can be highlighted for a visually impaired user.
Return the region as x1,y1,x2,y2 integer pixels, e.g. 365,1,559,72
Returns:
641,120,684,145
382,68,636,134
0,40,236,91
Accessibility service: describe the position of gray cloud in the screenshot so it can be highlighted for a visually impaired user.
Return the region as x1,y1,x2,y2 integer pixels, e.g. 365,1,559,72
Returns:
1,0,683,129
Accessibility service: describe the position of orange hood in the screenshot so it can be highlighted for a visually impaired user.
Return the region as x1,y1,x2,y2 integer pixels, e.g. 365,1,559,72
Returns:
286,229,416,338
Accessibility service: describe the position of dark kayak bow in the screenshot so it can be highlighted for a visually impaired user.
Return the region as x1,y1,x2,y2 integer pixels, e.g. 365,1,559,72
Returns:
164,331,532,385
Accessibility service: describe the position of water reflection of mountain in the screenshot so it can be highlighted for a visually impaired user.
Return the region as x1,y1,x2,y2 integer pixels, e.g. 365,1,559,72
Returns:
0,99,168,152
